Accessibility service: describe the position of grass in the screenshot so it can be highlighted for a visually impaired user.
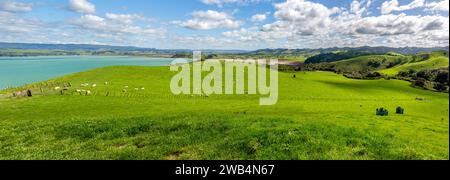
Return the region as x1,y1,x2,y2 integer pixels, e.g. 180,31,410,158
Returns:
0,65,448,160
328,55,407,72
379,56,449,76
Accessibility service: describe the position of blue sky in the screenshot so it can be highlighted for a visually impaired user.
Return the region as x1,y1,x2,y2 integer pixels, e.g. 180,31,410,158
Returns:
0,0,448,50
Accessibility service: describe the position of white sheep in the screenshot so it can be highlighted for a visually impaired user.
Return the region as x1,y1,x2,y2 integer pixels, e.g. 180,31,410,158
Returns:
54,87,61,90
92,84,97,87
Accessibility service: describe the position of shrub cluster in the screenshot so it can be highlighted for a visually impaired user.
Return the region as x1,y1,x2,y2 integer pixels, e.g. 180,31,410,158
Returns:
376,108,389,116
396,106,405,114
397,68,449,92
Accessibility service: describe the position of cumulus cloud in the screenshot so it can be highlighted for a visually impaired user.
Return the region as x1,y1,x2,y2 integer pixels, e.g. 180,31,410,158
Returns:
178,10,242,30
251,13,267,22
381,0,449,14
425,0,449,11
0,11,41,33
68,0,96,14
221,0,449,48
0,0,32,12
105,13,143,24
347,14,448,36
200,0,265,7
72,14,166,35
273,0,341,35
381,0,425,14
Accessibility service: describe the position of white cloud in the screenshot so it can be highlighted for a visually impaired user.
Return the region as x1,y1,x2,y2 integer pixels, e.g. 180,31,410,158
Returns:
425,0,449,11
251,14,267,22
68,0,96,14
272,0,340,35
0,0,32,12
105,13,143,24
0,11,41,33
344,14,448,36
350,0,366,16
381,0,425,14
200,0,265,7
179,10,242,30
381,0,449,14
72,14,166,35
222,0,449,48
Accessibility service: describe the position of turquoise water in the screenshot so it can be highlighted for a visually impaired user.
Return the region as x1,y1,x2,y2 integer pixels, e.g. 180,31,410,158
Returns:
0,56,186,89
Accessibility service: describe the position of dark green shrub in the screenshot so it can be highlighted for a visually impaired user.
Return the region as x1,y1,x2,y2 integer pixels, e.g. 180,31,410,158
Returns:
376,108,389,116
396,106,405,114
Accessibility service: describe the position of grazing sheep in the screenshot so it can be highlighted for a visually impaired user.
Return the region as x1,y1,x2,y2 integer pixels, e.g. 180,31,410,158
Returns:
124,86,129,88
134,88,139,91
86,90,91,95
104,82,109,85
76,89,82,93
141,87,145,90
92,84,97,87
54,87,61,90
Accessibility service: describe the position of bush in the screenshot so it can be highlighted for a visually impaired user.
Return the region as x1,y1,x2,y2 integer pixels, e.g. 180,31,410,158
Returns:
396,106,405,114
376,108,389,116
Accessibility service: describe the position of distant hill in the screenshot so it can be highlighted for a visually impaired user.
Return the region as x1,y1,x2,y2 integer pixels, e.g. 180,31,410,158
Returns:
251,46,449,57
0,42,247,54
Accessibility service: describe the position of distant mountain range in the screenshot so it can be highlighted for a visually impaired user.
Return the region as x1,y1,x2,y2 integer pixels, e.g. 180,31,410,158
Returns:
0,42,448,55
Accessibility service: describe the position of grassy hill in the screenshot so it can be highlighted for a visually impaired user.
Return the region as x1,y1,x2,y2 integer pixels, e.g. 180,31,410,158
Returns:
327,55,408,72
302,51,448,78
379,52,449,76
0,65,448,160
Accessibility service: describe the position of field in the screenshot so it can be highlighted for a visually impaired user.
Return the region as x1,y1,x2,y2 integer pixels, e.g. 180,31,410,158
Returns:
0,65,448,160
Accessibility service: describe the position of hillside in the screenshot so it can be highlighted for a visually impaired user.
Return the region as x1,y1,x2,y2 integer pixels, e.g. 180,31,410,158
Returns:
0,66,448,160
302,55,408,73
379,51,449,76
329,55,408,72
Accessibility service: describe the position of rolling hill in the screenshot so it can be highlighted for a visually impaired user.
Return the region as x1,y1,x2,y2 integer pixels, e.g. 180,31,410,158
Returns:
379,51,449,76
0,65,448,160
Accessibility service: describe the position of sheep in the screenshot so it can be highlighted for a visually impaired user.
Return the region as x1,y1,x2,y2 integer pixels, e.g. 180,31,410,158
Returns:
124,86,129,88
54,87,61,90
141,87,145,90
104,82,109,85
92,84,97,87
